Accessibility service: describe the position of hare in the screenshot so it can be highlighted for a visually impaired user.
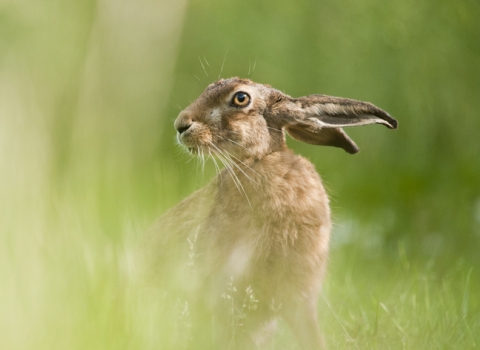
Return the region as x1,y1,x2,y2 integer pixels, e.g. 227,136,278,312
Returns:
143,77,397,349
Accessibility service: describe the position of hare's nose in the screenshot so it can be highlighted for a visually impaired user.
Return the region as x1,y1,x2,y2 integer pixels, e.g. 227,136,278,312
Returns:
174,113,193,134
176,122,191,134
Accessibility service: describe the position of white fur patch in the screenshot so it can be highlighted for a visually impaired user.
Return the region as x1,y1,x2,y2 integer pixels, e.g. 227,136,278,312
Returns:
303,103,389,128
208,108,222,122
304,103,349,116
307,117,327,128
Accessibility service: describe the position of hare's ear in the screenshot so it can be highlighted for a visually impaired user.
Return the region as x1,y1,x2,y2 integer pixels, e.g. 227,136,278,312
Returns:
283,95,397,154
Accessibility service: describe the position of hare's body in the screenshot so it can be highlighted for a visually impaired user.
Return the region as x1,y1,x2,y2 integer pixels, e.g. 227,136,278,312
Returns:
144,78,397,349
200,150,330,303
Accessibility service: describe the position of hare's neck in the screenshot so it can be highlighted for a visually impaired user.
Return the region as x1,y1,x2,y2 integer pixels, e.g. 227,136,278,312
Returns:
218,150,312,199
239,149,299,174
229,148,290,170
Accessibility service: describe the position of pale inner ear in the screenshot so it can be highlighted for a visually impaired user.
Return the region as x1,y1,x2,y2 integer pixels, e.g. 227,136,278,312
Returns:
302,100,398,129
285,125,359,154
307,114,395,129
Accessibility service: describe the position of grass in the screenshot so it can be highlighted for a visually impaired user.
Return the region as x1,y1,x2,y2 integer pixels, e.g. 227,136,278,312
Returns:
2,154,479,349
322,252,479,349
1,1,479,348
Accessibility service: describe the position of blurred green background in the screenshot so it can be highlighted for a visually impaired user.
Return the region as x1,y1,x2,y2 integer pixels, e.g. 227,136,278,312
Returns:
1,0,479,348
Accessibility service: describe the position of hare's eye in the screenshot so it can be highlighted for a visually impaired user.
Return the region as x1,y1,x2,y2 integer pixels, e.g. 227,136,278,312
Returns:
232,92,251,108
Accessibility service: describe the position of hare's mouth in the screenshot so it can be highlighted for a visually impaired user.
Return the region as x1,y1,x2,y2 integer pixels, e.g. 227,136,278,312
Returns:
185,145,210,155
185,143,223,157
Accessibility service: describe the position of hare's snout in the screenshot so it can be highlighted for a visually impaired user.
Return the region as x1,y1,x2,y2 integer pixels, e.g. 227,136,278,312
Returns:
174,110,213,151
174,111,196,148
174,111,193,135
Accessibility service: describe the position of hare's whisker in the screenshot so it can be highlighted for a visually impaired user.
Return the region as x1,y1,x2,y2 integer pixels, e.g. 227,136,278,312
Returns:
219,136,249,151
185,151,196,164
194,147,200,175
171,93,183,111
230,161,258,184
210,152,221,175
209,142,252,208
200,147,206,174
218,155,243,198
210,144,238,184
218,49,228,79
198,56,209,78
217,148,258,185
216,138,263,179
219,161,253,209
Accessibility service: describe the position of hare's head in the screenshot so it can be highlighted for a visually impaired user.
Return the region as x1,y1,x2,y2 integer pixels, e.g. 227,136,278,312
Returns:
175,78,397,161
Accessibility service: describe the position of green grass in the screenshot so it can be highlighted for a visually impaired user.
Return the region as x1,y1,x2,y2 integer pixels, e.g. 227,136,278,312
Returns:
1,146,478,349
1,0,479,348
322,252,479,349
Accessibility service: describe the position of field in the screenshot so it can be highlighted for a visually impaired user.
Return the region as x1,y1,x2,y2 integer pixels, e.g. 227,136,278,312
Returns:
1,0,479,348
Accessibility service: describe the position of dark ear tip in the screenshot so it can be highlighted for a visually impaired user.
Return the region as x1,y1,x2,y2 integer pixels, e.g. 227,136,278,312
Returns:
343,142,360,154
385,115,398,129
346,146,360,154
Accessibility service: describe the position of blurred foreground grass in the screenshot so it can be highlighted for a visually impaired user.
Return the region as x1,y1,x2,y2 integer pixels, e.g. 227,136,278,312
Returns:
1,0,480,348
2,182,479,349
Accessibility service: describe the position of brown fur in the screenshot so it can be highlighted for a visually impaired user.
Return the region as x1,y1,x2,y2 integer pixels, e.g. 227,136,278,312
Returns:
143,78,397,349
